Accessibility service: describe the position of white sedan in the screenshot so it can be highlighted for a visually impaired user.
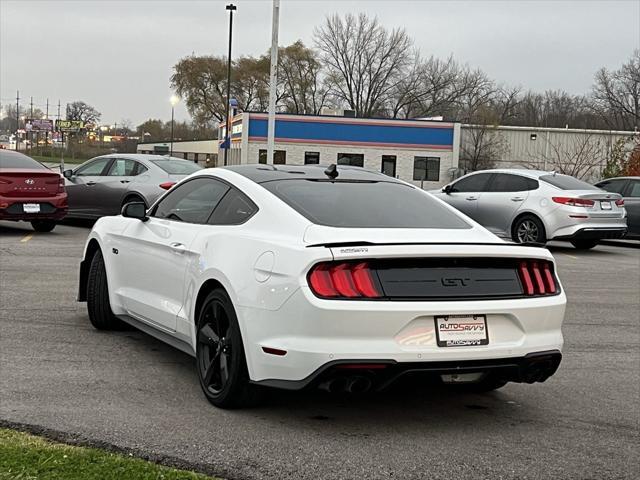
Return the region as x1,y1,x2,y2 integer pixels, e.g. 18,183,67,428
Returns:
78,164,566,408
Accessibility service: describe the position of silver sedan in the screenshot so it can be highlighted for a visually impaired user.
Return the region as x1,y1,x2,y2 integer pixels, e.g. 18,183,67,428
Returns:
432,169,627,249
63,154,202,219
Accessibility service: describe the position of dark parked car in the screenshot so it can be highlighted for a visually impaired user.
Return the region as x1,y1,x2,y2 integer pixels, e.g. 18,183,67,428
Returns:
0,150,68,232
595,176,640,238
63,154,202,219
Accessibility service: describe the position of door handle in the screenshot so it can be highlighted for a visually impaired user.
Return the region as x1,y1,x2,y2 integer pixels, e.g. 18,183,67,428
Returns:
511,197,525,202
465,196,478,201
120,180,130,184
86,181,97,186
169,242,186,253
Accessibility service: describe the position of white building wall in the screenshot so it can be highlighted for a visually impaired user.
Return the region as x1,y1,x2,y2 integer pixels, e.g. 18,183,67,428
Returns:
245,141,458,188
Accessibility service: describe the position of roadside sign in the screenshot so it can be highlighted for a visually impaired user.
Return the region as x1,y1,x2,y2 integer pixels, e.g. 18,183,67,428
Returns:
25,119,54,132
56,120,84,132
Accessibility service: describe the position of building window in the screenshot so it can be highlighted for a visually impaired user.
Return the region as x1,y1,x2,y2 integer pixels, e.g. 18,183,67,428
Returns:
381,155,396,177
413,157,440,182
337,153,364,167
259,149,286,165
304,152,320,164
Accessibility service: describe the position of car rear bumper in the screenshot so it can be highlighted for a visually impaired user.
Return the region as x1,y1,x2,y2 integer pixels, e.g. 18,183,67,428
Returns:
239,286,566,385
0,194,68,221
554,227,627,241
253,350,562,390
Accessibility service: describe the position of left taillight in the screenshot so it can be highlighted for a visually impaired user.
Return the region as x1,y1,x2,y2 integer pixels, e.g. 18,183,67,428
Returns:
308,261,382,299
159,181,176,190
517,260,558,296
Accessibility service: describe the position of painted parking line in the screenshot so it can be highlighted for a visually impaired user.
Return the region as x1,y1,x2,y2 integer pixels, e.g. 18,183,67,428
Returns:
562,252,578,260
20,233,33,243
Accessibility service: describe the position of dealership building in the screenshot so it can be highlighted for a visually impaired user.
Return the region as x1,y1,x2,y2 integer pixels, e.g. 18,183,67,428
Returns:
138,112,462,187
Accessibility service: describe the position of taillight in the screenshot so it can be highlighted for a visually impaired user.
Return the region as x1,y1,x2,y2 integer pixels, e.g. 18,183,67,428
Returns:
615,199,624,207
58,177,65,193
552,197,594,207
159,181,176,190
517,260,557,296
308,261,382,299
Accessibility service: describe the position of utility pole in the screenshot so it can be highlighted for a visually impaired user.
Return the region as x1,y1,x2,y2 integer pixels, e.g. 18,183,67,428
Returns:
266,0,280,164
29,96,34,151
15,90,20,151
223,3,236,166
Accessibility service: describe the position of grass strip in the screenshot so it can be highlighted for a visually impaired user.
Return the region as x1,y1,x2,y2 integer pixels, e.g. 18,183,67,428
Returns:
0,428,219,480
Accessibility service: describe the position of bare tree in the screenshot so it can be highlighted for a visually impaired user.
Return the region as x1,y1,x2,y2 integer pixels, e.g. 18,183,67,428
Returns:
314,13,413,117
66,101,101,124
591,50,640,130
532,134,605,180
277,41,332,114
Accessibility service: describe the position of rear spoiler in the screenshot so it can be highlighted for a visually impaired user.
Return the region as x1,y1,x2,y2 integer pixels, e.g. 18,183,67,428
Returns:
306,241,548,249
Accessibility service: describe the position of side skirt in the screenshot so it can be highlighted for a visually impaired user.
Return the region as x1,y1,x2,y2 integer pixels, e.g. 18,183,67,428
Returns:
115,314,196,357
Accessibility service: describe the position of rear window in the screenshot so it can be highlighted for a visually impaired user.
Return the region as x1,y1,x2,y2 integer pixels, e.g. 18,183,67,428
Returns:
261,179,471,229
0,151,47,170
540,174,599,190
150,159,202,175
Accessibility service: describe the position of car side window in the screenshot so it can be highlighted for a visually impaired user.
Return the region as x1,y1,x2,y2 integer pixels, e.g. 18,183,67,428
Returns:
75,158,111,176
208,188,258,225
488,173,538,192
597,179,628,195
152,177,229,224
450,173,492,193
134,163,148,175
107,158,137,176
626,180,640,198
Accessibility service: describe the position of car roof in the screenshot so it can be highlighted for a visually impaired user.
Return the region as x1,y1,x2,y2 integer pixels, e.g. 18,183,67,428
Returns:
95,153,191,162
596,176,640,181
222,164,399,184
463,168,566,179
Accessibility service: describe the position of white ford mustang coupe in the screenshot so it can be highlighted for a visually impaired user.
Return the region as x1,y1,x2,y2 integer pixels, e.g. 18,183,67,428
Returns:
78,164,565,408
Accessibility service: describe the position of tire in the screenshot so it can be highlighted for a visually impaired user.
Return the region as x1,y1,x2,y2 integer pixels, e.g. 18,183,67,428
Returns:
196,289,263,409
512,215,546,245
86,249,122,330
445,373,508,393
570,239,599,250
31,220,56,232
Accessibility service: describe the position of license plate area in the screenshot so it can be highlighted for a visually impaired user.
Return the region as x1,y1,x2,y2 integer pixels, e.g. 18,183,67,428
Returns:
22,203,41,213
435,314,488,347
600,201,612,210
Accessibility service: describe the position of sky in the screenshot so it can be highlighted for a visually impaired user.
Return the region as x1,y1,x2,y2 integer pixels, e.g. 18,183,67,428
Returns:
1,0,639,126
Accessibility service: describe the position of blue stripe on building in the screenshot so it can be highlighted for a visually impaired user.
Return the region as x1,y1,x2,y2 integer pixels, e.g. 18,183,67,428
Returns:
248,118,454,147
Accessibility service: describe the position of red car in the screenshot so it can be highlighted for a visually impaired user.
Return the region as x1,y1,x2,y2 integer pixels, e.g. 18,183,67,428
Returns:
0,150,68,232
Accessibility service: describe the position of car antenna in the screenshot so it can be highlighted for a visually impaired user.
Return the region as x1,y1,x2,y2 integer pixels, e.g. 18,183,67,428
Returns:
324,164,339,179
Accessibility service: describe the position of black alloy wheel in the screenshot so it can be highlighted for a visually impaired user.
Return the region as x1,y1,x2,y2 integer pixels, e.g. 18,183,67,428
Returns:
196,289,262,408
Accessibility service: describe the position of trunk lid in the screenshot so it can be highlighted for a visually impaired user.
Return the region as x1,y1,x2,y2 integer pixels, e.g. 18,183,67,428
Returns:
0,168,63,197
560,189,624,218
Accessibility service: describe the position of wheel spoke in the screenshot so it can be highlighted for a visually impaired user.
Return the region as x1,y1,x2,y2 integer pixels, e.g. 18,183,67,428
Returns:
198,324,219,346
220,352,230,385
202,357,218,386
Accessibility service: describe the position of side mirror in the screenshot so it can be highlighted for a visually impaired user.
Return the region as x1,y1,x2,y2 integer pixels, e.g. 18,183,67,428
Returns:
121,202,148,222
443,184,453,194
63,169,74,179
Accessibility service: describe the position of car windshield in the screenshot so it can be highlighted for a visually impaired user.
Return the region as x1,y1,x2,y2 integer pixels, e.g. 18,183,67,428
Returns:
150,158,202,175
540,174,599,190
0,150,47,170
261,179,471,229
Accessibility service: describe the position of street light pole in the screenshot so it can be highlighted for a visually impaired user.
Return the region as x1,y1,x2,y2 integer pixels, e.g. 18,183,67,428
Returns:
266,0,280,164
170,95,179,157
224,3,236,166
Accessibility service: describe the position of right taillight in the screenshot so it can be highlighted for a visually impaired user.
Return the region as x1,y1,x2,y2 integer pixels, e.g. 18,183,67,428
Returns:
552,197,594,207
615,199,624,207
308,261,382,299
518,260,558,296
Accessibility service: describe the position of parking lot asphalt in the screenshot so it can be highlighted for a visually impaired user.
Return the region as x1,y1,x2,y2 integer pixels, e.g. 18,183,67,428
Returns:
1,220,639,480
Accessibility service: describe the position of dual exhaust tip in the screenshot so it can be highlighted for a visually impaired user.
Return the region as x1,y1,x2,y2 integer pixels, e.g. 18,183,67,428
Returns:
318,375,372,394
